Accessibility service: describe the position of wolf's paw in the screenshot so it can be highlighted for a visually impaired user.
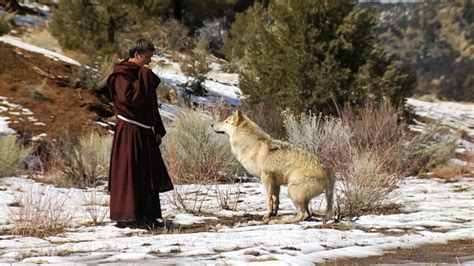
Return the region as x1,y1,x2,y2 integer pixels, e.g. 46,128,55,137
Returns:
262,213,278,223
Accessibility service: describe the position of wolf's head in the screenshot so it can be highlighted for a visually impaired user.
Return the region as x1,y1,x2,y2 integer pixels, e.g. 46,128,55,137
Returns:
211,110,244,136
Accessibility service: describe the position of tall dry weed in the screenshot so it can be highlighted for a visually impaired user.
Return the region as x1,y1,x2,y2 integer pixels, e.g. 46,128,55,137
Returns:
9,185,74,237
82,189,108,225
47,132,111,187
0,135,32,178
165,184,213,214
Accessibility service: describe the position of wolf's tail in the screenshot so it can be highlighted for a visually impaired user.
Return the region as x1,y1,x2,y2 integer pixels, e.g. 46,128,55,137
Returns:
325,170,336,215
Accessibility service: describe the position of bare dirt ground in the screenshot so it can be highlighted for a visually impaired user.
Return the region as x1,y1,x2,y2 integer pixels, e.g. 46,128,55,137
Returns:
0,42,111,142
323,239,474,265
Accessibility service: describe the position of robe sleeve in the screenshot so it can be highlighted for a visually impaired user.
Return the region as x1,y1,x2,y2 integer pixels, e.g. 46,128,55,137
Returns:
139,67,166,137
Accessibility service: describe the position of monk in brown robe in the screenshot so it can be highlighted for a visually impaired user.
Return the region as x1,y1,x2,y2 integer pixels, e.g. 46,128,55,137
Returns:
107,39,173,228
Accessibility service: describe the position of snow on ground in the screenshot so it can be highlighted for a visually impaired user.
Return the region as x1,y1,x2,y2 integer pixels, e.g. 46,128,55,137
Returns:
152,54,242,115
0,96,46,140
0,36,80,66
407,98,474,155
0,175,473,264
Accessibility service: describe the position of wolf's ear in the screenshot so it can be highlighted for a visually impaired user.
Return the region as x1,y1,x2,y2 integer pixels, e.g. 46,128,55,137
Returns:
235,109,243,124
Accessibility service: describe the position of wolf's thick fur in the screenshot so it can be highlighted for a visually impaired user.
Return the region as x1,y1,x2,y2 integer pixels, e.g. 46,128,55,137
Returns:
212,111,335,223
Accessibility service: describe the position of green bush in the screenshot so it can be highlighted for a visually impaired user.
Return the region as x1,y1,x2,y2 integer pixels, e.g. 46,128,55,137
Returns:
0,135,31,177
227,1,414,115
223,3,267,61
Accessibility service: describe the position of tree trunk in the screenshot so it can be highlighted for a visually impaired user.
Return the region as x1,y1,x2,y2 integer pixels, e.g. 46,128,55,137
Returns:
107,17,116,43
173,0,183,21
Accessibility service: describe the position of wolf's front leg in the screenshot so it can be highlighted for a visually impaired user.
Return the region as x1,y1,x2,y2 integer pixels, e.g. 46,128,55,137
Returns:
261,172,278,222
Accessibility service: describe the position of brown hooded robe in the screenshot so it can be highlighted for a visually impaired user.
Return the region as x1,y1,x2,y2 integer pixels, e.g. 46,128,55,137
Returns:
107,61,173,222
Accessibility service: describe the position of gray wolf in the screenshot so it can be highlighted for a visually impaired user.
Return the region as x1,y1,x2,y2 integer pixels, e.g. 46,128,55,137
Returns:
212,110,335,223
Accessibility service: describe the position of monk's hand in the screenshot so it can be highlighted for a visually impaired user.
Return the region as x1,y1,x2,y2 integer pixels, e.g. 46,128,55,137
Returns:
155,134,162,146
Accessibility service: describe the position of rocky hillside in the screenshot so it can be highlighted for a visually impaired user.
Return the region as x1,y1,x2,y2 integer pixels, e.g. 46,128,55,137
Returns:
0,38,112,142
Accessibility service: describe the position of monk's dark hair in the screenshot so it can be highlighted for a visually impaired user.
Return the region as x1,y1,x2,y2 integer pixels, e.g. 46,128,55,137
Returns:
128,38,155,58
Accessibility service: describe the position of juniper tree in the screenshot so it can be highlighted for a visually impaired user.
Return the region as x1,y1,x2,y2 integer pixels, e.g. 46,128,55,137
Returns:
228,0,414,114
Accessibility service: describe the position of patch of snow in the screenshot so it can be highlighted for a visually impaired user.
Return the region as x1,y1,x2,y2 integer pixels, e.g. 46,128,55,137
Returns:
0,36,80,66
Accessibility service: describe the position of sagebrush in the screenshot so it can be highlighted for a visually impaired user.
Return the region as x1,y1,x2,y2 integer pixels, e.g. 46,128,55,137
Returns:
162,111,244,184
0,135,32,178
48,132,112,187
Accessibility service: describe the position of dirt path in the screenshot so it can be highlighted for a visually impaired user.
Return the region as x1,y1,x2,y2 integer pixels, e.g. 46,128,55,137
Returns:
323,239,474,265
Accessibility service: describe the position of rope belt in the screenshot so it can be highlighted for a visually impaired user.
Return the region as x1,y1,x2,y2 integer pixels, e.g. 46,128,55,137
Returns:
117,115,155,133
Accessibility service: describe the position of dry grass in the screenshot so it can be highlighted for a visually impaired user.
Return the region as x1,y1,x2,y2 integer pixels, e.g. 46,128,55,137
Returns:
165,184,212,214
46,132,112,187
285,100,459,219
336,152,399,218
0,135,32,178
81,189,108,225
215,182,242,211
27,79,49,101
403,124,458,175
0,12,13,36
21,28,61,52
9,185,74,237
429,161,473,181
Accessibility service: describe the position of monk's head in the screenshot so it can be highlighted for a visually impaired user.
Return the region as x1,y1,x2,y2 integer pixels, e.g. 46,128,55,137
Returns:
128,38,155,67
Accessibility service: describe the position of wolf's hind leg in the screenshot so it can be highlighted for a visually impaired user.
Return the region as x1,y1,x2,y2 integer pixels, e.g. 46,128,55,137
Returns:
286,184,311,223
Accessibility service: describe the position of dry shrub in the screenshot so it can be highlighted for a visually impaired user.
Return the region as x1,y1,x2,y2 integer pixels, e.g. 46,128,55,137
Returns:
82,190,108,225
285,100,458,218
285,103,403,218
0,12,12,36
336,152,398,218
430,163,472,181
27,79,48,101
206,98,233,122
403,124,457,175
47,132,112,187
343,100,409,177
71,54,117,91
242,101,287,140
162,111,243,184
165,184,212,214
0,135,32,177
220,58,242,74
21,28,61,51
286,113,353,172
9,185,74,237
215,182,242,211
